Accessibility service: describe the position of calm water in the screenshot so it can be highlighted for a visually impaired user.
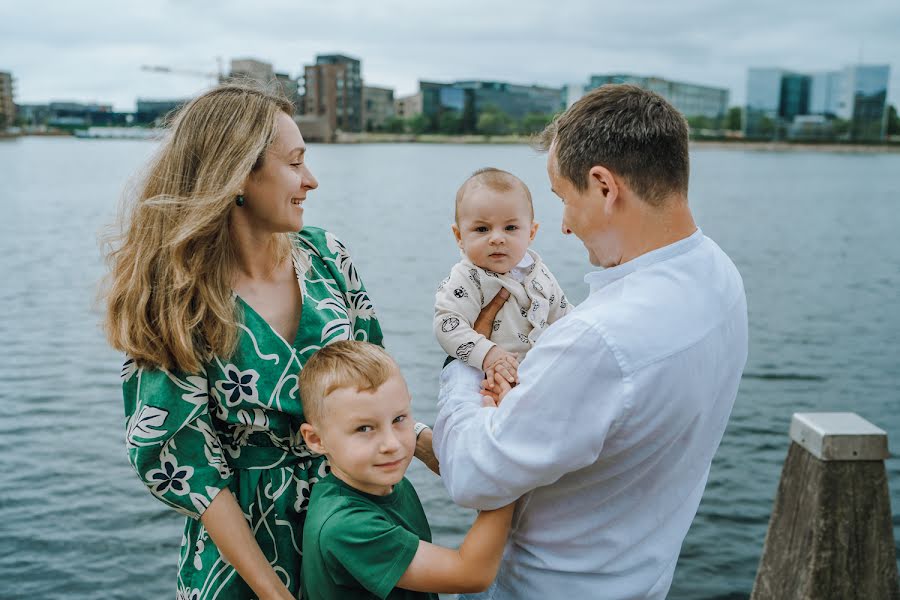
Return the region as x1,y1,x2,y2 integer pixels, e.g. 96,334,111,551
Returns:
1,137,898,599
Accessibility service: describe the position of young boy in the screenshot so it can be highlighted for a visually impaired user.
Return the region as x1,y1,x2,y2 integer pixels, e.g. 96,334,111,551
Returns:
434,167,572,383
298,340,514,600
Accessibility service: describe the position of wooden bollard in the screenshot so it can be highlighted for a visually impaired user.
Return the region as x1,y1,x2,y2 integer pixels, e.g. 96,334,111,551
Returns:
751,412,899,600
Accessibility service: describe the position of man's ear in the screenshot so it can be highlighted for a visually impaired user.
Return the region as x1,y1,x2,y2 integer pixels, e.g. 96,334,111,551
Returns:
451,223,463,249
588,166,619,215
529,221,540,241
300,422,326,455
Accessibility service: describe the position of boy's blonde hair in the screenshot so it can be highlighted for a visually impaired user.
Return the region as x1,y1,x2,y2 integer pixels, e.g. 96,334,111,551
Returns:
299,341,398,425
455,167,534,223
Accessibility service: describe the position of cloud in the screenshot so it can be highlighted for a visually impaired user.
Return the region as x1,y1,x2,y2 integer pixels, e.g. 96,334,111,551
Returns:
1,0,897,110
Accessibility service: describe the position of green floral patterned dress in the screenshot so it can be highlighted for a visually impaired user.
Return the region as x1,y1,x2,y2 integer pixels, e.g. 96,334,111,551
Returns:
122,228,383,599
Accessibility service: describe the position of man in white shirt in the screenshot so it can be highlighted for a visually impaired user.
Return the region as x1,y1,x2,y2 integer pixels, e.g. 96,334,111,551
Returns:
432,84,749,599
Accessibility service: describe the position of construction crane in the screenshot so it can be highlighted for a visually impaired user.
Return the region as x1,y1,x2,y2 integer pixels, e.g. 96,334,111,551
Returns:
140,58,225,82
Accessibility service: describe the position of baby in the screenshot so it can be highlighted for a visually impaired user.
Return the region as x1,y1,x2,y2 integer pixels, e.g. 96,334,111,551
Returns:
434,167,572,382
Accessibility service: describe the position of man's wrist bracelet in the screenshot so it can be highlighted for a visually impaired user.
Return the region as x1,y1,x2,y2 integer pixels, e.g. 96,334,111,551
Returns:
414,422,431,439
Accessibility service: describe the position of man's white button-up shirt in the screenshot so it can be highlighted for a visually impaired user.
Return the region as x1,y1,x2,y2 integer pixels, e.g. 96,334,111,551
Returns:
433,229,748,600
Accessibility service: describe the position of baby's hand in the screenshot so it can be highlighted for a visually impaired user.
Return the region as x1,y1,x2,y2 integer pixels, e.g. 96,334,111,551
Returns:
483,346,519,389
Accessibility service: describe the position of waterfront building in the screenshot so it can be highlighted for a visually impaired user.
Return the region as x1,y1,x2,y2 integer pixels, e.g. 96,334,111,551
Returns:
843,64,890,141
394,93,422,118
230,58,275,84
588,74,729,120
0,71,14,128
419,81,473,132
303,54,363,133
745,64,891,141
362,85,395,131
135,98,188,126
275,72,301,108
810,70,845,117
16,104,50,127
44,102,124,128
454,80,563,120
564,83,584,108
420,79,562,133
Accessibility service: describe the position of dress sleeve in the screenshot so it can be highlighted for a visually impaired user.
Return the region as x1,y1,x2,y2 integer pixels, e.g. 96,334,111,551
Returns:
434,263,495,369
301,227,385,347
122,359,234,519
320,503,421,599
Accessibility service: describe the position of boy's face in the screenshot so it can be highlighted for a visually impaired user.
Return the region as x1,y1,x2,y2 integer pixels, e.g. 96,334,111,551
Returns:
453,186,539,274
301,373,416,496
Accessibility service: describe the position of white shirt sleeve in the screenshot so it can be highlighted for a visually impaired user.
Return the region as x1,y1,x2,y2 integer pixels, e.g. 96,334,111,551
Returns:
432,315,629,509
433,263,495,369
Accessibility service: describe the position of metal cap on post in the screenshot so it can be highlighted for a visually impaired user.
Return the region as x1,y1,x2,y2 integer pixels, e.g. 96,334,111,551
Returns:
789,412,889,461
751,412,899,600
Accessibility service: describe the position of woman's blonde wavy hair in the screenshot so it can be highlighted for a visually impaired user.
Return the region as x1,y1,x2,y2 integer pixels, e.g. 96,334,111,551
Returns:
104,82,295,374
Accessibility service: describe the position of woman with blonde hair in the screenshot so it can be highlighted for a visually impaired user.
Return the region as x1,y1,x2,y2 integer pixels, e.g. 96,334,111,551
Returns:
104,82,386,599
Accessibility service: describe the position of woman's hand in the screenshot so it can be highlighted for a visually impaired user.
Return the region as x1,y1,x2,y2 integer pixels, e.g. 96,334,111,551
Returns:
414,427,441,476
200,489,295,600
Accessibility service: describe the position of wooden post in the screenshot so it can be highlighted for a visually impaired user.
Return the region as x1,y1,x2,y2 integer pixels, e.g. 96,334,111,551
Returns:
751,413,899,600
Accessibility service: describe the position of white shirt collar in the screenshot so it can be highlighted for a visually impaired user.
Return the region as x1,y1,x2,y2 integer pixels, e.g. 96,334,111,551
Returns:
584,228,704,292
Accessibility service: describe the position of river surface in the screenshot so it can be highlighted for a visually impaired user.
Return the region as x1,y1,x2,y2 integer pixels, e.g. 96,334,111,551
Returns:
1,137,898,599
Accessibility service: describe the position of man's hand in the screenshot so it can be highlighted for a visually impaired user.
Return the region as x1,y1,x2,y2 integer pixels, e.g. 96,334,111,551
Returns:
473,288,511,337
482,346,518,388
480,373,514,407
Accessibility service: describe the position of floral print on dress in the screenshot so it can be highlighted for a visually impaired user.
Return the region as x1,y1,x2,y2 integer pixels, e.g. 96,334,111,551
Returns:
215,365,260,407
122,227,383,599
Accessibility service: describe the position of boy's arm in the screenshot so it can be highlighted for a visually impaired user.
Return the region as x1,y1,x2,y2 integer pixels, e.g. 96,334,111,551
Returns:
396,504,515,594
434,266,495,369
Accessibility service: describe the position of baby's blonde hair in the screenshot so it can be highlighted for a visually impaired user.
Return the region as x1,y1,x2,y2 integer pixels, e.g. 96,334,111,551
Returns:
299,341,398,425
454,167,534,223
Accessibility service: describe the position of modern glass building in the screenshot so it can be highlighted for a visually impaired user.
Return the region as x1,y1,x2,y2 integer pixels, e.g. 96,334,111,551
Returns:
135,99,188,125
745,64,890,141
845,65,890,141
810,71,845,117
420,79,562,133
588,74,729,120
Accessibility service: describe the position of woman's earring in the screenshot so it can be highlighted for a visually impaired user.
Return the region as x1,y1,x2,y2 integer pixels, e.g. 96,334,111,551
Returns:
236,194,245,207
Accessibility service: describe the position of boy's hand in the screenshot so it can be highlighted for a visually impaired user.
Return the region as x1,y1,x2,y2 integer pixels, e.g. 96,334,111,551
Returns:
482,347,518,389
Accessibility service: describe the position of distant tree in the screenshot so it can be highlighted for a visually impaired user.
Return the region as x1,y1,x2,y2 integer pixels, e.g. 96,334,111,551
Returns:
757,116,776,138
887,105,900,136
518,112,554,135
727,107,742,131
406,113,429,135
832,118,850,138
686,115,714,133
383,116,406,134
477,113,513,136
475,104,513,136
438,111,463,135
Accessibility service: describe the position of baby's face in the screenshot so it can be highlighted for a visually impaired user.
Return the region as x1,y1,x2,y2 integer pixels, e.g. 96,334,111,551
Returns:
453,187,538,274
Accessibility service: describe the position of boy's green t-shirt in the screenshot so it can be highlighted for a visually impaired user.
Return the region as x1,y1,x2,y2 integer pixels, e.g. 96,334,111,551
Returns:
301,473,439,600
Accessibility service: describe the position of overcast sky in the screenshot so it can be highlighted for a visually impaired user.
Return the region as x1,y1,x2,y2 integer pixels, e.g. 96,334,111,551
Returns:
2,0,898,111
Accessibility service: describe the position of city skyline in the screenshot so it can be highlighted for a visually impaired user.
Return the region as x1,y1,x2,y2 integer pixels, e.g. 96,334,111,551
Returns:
2,0,899,111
